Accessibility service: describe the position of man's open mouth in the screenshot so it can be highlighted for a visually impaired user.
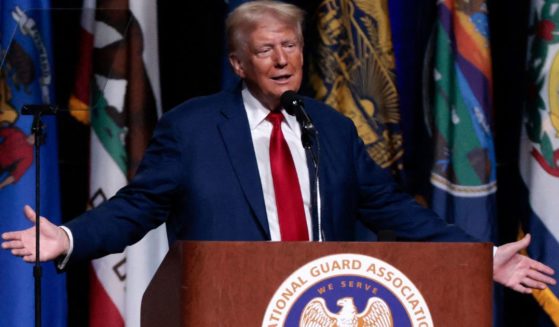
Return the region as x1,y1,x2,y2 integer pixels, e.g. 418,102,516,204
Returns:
271,74,291,81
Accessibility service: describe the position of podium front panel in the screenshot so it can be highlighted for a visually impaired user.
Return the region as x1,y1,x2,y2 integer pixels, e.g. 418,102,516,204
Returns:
142,241,492,326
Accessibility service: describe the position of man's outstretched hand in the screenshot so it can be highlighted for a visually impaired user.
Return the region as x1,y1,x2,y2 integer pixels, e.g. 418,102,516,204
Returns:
2,205,70,262
494,233,556,293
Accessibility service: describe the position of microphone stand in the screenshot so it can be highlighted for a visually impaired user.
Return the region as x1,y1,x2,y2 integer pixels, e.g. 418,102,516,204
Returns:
302,127,322,241
295,111,322,241
21,104,58,327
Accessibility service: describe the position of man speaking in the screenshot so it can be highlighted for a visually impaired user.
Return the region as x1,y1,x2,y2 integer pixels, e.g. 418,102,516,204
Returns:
2,0,555,294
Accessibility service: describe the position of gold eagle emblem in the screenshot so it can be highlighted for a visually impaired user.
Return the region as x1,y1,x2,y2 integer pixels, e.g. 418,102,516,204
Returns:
299,296,393,327
311,0,403,171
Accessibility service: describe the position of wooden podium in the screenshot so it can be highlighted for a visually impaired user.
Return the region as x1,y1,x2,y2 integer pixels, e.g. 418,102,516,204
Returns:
142,241,492,326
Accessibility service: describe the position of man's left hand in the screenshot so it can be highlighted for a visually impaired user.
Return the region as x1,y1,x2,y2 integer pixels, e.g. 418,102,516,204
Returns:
494,233,556,293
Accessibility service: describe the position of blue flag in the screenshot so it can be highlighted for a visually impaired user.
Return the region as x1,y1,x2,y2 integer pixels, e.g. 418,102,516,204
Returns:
0,1,67,326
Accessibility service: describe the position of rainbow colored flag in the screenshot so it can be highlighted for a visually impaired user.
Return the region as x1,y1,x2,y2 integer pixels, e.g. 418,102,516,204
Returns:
429,0,497,242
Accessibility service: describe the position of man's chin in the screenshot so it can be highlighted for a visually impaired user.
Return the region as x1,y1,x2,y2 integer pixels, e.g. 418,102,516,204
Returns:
273,85,300,97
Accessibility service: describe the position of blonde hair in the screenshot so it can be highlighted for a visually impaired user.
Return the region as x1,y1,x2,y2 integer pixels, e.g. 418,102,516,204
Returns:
226,0,305,54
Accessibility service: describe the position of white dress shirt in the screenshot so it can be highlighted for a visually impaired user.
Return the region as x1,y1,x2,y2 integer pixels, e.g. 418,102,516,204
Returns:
242,86,314,241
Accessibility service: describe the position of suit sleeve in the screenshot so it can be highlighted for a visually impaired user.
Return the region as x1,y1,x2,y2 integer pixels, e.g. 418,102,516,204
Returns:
65,113,183,262
351,125,477,242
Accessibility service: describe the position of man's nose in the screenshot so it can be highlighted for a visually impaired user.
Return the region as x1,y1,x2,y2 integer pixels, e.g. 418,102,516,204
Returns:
273,48,288,67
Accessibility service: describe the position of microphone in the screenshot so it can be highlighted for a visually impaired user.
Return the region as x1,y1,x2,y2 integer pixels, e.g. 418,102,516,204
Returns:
280,91,314,131
280,91,316,150
280,90,302,116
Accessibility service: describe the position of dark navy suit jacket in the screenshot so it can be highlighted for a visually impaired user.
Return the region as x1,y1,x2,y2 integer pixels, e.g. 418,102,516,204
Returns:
66,86,475,262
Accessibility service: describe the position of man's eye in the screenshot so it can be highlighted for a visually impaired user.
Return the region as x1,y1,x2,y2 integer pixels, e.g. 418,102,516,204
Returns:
256,48,272,57
283,43,299,51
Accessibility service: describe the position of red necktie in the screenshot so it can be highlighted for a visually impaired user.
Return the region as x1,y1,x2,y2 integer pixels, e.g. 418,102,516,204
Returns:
267,111,309,241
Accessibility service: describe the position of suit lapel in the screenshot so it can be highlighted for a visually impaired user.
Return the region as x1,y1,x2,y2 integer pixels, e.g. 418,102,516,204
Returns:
217,90,271,240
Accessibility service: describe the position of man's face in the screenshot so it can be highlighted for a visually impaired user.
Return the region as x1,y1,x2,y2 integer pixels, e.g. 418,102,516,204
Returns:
229,17,303,111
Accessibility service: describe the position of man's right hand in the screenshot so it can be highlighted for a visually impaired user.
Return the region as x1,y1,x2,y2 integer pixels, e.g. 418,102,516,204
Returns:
1,205,69,262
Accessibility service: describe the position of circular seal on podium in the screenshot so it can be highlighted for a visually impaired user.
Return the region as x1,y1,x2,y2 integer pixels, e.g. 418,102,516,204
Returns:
262,253,433,327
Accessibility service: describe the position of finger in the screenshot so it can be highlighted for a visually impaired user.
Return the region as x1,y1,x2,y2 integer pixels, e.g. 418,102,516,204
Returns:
22,254,35,262
528,269,557,285
519,277,547,290
2,240,24,249
11,248,32,257
529,261,555,276
23,205,37,223
507,234,532,254
1,231,22,241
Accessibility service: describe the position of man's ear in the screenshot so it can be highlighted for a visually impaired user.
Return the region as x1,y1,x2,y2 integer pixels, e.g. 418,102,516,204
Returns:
228,53,246,78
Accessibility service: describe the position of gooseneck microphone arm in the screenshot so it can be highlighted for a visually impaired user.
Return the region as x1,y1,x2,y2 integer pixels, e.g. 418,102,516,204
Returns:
280,91,324,241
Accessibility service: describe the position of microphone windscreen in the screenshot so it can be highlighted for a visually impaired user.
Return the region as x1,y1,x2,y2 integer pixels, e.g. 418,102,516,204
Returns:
280,90,302,116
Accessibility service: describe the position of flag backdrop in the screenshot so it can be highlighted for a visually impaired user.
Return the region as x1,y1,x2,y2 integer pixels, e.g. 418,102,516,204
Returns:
68,0,168,326
311,0,402,175
520,1,559,324
0,1,67,326
429,0,497,242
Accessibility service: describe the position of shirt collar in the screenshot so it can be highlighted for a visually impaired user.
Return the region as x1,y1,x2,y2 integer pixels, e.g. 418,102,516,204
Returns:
241,83,300,133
